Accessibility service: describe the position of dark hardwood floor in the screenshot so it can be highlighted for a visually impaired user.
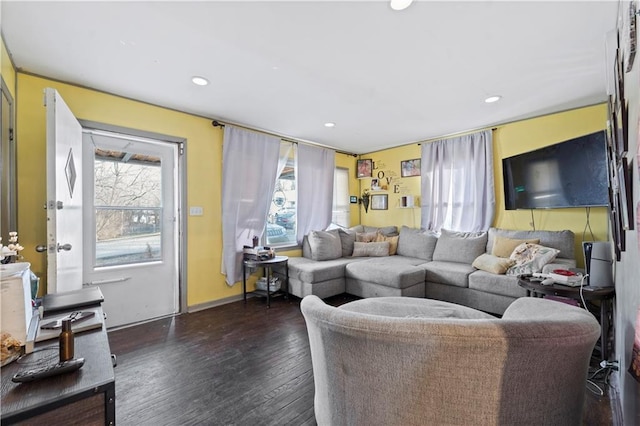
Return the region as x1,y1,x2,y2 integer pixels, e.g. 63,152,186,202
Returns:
107,294,618,426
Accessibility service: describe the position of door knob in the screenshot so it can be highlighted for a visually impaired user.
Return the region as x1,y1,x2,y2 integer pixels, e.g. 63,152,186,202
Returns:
57,243,72,252
35,245,48,253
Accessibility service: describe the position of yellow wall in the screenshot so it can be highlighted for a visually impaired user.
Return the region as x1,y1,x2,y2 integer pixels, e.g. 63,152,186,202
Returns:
357,144,422,229
360,104,609,267
14,73,357,306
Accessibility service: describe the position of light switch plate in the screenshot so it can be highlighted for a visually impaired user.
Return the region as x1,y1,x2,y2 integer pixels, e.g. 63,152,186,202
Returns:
189,206,203,216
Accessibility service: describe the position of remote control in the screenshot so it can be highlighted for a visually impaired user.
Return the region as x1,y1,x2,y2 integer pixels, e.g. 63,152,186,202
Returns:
40,311,96,330
11,358,85,383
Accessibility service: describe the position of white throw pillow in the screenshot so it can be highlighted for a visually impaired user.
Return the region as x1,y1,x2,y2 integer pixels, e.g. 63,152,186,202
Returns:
506,243,560,276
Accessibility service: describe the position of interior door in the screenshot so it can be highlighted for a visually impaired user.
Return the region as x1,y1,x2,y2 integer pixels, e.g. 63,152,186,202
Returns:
45,88,83,294
82,129,178,328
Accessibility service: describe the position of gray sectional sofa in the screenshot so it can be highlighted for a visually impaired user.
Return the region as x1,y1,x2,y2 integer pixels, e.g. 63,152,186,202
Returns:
287,225,576,315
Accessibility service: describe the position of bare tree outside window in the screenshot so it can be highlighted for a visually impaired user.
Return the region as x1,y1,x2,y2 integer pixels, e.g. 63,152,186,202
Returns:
94,151,162,266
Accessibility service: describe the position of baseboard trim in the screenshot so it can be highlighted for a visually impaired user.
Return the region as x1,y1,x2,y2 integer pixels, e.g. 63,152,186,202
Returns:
608,372,624,425
187,294,248,313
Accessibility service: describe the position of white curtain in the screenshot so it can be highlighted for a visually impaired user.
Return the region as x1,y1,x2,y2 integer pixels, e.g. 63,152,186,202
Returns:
297,144,335,243
221,126,281,286
420,130,494,233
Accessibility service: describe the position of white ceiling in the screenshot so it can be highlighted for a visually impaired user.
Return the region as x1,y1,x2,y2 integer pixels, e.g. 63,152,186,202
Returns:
1,1,619,154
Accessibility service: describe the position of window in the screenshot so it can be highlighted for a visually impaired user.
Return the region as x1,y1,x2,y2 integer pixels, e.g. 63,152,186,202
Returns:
332,167,350,227
266,143,297,246
94,149,163,266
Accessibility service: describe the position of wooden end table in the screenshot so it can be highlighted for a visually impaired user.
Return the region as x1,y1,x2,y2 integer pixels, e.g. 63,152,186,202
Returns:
518,277,615,361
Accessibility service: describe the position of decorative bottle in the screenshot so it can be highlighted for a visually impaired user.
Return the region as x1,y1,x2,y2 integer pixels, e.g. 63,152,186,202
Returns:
59,319,74,362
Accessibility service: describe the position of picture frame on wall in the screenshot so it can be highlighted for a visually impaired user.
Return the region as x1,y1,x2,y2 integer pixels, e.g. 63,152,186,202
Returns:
370,194,388,210
623,1,637,73
357,159,372,178
401,159,421,177
619,157,634,231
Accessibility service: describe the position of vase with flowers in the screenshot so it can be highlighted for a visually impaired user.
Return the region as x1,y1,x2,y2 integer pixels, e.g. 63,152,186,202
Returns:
1,232,24,264
361,189,370,213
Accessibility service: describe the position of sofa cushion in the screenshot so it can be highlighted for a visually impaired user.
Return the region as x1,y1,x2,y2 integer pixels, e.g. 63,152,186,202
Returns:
432,229,488,264
422,260,476,288
396,226,438,260
491,235,540,258
472,254,515,274
338,228,356,257
339,297,494,320
468,270,529,298
364,225,398,237
506,243,560,276
487,228,574,260
302,235,312,259
352,241,390,257
345,258,425,289
356,232,378,243
288,256,362,282
351,225,399,237
308,229,342,261
375,232,399,255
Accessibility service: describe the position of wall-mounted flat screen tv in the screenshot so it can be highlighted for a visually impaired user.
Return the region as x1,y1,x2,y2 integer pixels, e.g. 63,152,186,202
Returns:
502,131,608,210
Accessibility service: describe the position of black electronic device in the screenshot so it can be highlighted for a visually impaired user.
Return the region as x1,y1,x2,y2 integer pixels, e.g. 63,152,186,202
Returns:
583,241,614,287
42,287,104,313
11,358,85,383
502,131,608,210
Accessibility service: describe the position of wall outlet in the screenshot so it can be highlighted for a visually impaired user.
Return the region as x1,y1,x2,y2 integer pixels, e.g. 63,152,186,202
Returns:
189,206,203,216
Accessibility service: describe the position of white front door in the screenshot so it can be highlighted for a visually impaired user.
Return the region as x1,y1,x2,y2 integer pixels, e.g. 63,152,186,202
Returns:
82,129,179,328
45,88,83,294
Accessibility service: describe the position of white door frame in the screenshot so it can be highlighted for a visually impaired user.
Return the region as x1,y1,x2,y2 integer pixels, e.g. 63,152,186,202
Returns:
79,120,187,317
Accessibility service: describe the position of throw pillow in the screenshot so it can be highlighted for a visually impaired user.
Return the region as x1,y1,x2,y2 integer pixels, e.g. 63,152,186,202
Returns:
491,236,540,258
338,228,357,257
432,229,488,264
352,241,390,257
356,232,378,243
506,242,560,275
375,232,399,255
396,226,438,260
472,254,515,275
307,229,342,261
372,225,399,237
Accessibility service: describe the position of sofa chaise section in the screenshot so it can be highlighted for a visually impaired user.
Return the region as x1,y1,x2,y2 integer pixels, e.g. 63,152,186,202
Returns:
345,256,426,298
287,256,365,299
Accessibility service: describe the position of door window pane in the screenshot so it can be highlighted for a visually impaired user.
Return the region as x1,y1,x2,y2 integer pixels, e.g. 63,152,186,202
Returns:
94,149,162,267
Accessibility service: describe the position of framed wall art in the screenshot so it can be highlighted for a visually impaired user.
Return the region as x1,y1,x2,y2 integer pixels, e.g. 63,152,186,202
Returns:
370,194,388,210
401,159,421,177
357,159,372,178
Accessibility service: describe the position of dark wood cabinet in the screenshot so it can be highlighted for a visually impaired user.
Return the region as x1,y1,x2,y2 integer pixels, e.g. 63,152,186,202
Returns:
1,306,115,425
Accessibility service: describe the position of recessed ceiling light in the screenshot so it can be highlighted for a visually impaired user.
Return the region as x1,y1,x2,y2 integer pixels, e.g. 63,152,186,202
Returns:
390,0,413,11
485,95,502,103
192,76,209,86
324,122,336,128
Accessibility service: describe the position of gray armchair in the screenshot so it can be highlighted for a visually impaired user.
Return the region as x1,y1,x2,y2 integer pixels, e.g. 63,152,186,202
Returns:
301,296,600,426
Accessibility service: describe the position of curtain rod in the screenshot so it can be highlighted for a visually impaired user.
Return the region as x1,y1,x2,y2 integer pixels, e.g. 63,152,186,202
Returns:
417,127,498,146
211,120,357,157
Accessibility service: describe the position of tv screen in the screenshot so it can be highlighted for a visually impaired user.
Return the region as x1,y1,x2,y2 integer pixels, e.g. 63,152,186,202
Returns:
502,131,609,210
